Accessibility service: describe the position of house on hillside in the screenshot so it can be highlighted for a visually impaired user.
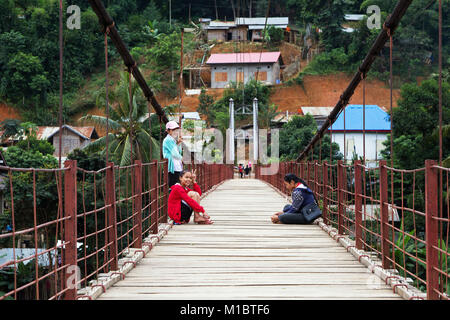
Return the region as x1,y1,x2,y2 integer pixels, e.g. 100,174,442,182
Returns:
203,17,289,42
206,21,244,42
37,125,99,157
314,105,391,166
206,51,283,88
235,17,289,41
342,14,365,33
301,107,334,128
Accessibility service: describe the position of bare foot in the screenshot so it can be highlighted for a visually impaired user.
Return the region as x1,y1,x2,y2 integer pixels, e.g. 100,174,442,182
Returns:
194,212,206,223
196,219,214,225
202,213,211,219
271,214,281,224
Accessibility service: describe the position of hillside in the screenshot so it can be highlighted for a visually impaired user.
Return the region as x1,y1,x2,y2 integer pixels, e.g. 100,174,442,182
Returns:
152,73,400,114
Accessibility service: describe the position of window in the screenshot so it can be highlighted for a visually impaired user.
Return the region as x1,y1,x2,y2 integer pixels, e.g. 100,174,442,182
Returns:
236,72,244,83
215,72,228,82
255,71,267,81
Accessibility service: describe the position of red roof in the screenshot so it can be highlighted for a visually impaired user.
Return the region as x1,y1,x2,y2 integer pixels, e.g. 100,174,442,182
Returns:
206,52,281,64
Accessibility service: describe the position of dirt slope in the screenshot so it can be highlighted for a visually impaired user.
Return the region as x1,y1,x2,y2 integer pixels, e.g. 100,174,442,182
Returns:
270,73,401,112
162,73,400,113
0,103,22,122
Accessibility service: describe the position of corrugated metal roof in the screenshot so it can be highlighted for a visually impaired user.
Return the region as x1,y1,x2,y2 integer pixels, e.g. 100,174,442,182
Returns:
249,25,287,30
0,248,57,267
235,17,289,25
330,105,391,131
342,27,355,33
301,107,334,116
36,125,96,140
344,14,365,21
206,52,281,64
207,21,236,29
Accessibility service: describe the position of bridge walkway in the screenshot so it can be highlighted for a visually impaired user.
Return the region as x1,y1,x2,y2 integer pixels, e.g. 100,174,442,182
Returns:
98,179,401,300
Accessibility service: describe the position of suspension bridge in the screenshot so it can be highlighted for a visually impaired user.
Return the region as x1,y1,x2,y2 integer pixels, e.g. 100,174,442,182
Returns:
0,0,448,301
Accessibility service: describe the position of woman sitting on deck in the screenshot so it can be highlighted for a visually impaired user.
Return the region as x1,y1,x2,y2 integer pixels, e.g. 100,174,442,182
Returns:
271,173,320,224
168,170,213,225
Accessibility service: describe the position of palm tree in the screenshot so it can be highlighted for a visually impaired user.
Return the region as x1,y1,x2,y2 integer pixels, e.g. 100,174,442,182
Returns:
79,72,160,166
0,119,22,143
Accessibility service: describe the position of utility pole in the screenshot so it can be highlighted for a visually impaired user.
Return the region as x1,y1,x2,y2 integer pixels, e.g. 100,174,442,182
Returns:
169,0,172,26
189,3,191,23
230,0,236,21
179,29,185,125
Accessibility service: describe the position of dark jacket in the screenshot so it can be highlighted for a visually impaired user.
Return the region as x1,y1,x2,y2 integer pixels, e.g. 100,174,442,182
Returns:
283,183,316,214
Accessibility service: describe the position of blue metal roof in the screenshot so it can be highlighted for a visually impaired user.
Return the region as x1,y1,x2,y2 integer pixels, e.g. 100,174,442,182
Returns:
330,105,391,131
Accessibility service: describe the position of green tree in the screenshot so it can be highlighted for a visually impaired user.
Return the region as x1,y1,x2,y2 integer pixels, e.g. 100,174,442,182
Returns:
382,78,450,169
198,88,215,126
80,72,160,166
148,31,181,70
4,52,49,104
265,25,284,45
279,114,342,161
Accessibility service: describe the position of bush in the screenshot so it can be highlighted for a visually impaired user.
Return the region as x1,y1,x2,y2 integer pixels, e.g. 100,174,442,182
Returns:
303,48,351,75
16,137,54,156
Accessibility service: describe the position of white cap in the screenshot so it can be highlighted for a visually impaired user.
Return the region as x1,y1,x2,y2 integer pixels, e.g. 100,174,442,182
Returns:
165,121,180,130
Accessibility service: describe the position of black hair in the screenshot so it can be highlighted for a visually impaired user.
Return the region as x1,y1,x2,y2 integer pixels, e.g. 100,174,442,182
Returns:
179,170,190,180
284,173,308,188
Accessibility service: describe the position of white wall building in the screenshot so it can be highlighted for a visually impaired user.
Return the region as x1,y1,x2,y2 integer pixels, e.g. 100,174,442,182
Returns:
302,105,391,166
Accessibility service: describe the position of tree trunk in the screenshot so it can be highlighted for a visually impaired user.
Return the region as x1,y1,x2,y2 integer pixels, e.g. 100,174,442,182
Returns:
230,0,236,20
215,0,218,20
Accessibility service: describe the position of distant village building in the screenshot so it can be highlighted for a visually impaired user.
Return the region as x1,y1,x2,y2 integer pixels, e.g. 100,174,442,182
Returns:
206,21,243,42
37,125,98,157
206,52,283,88
342,14,365,33
203,17,289,42
235,17,289,41
302,105,390,165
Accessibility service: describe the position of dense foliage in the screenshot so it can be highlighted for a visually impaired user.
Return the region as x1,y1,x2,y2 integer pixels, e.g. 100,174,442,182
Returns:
382,78,450,169
279,114,342,161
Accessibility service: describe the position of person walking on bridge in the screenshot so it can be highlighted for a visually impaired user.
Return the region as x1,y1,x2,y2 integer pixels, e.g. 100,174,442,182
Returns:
271,173,321,224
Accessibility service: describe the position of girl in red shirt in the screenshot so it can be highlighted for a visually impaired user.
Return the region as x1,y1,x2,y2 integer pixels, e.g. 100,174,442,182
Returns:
168,170,213,225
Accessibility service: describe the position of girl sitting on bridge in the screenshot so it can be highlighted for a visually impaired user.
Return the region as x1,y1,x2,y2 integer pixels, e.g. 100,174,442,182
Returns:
168,170,213,225
271,173,319,224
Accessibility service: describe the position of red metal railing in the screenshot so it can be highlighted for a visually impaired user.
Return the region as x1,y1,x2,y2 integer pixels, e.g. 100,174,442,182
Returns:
257,160,449,300
0,161,232,300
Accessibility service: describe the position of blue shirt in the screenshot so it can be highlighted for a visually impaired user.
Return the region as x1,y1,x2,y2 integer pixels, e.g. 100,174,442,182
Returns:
163,134,183,173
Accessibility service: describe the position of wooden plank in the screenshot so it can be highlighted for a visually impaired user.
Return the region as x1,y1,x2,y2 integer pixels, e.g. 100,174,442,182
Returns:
98,179,401,300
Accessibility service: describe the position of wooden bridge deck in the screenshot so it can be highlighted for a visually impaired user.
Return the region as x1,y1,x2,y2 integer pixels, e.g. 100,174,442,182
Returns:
98,179,401,300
